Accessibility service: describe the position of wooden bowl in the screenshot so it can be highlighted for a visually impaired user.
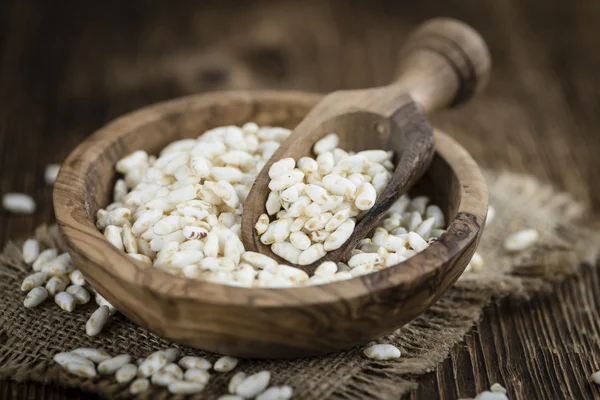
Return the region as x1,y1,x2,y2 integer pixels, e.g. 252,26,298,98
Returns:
54,91,488,358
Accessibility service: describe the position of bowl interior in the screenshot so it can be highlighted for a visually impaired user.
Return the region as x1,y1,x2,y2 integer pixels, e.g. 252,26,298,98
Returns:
83,94,459,229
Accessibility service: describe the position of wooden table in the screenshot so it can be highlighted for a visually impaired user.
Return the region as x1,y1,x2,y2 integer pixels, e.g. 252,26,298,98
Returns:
1,0,599,398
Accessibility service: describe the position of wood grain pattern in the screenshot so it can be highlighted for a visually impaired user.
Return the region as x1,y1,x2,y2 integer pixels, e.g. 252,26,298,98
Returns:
242,18,491,272
54,90,487,358
0,0,599,398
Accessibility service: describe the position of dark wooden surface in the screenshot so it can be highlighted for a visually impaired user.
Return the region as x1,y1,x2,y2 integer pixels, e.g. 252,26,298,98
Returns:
0,0,599,398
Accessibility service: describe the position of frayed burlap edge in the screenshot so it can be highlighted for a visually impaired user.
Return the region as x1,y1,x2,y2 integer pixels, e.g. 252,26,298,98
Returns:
0,170,599,400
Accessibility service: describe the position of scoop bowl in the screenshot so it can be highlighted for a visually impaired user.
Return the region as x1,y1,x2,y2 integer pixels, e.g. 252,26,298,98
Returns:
54,90,488,358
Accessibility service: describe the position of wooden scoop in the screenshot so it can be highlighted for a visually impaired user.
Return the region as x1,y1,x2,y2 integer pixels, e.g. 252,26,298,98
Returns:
242,18,490,273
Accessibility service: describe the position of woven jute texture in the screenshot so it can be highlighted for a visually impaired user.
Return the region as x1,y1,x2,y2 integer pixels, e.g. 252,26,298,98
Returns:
0,170,598,399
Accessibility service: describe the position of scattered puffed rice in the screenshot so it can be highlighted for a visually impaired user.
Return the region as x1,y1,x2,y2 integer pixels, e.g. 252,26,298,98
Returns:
503,229,539,252
591,370,600,384
22,239,40,264
54,352,94,368
363,344,401,360
469,252,484,271
116,363,138,383
63,361,97,378
163,348,180,363
69,269,86,286
214,356,239,373
86,305,109,336
256,385,293,400
237,371,271,398
151,369,179,386
23,287,48,308
138,351,168,377
44,164,61,185
54,291,76,312
46,275,69,296
130,378,150,394
474,391,508,400
51,342,289,398
53,352,97,378
184,368,211,385
162,363,183,379
169,381,206,394
2,193,36,214
229,371,247,394
490,383,507,394
94,292,117,315
21,272,48,292
42,252,74,276
66,284,90,304
486,205,495,225
71,348,112,363
98,354,132,374
179,356,211,370
32,248,58,271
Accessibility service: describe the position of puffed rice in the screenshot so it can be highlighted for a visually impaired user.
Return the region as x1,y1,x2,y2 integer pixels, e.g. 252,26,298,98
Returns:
363,344,401,360
503,229,539,252
591,370,600,384
229,371,247,394
94,292,117,315
236,371,271,398
63,361,97,378
129,378,150,394
42,252,74,276
71,348,112,363
256,385,293,400
86,305,110,336
2,193,36,214
163,348,180,363
54,352,94,368
21,271,48,291
44,164,61,185
486,205,495,224
22,239,40,264
259,133,396,264
184,368,211,384
218,395,244,400
162,363,184,379
45,275,69,296
151,369,179,386
69,269,86,286
138,351,168,377
23,287,48,308
213,356,239,373
98,125,448,288
32,248,58,271
66,284,90,304
98,354,132,374
54,291,76,312
490,383,507,394
179,356,211,370
475,391,508,400
169,381,205,394
116,363,138,383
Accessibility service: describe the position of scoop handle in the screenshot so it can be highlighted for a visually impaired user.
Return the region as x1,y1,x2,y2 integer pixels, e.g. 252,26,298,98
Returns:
392,18,491,113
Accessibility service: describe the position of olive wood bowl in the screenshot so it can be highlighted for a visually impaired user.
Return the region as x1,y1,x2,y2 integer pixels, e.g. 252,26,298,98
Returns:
54,91,488,358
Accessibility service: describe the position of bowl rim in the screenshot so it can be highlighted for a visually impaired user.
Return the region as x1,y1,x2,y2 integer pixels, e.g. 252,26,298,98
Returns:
54,90,488,309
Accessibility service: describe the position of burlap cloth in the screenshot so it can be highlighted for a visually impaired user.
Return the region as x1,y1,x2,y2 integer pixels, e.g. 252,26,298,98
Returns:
0,170,598,399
